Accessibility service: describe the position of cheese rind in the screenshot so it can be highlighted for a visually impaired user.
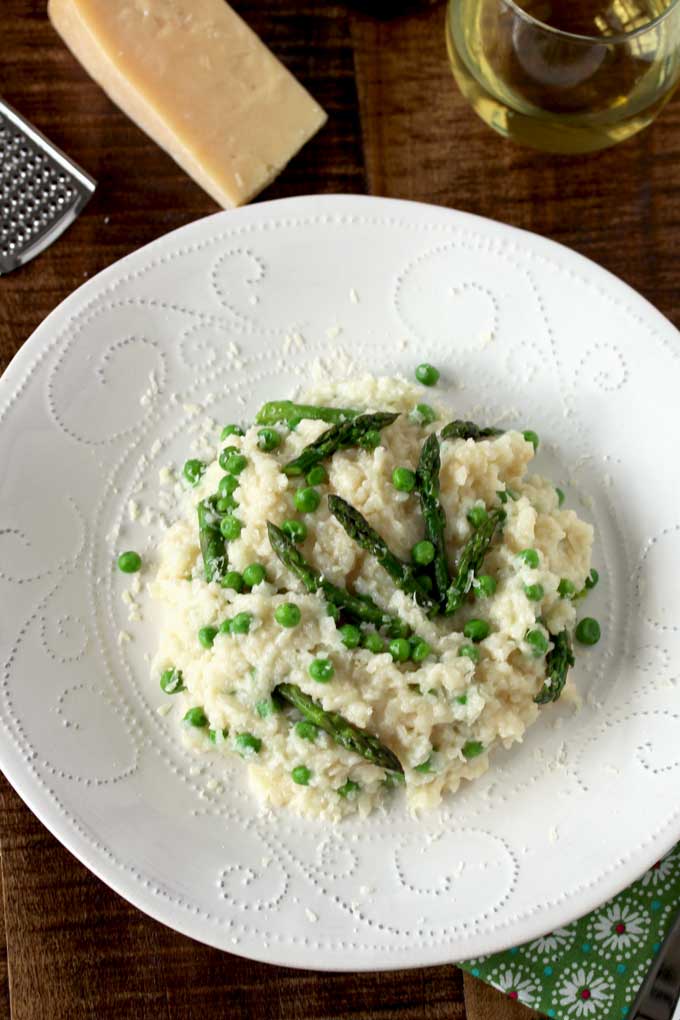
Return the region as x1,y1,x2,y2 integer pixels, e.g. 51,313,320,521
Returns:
48,0,327,208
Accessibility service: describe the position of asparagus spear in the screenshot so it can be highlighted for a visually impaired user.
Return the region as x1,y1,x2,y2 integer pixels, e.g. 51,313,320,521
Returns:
283,412,399,477
197,497,226,582
534,630,575,705
415,433,450,601
256,400,359,429
328,495,436,612
275,682,403,773
440,420,504,442
444,507,505,615
267,522,410,637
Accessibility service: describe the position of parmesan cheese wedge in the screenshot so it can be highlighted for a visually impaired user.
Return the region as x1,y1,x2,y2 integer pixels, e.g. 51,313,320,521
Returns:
48,0,327,208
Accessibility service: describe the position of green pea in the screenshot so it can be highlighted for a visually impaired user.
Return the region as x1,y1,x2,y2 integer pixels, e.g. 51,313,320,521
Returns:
386,617,410,639
221,570,243,592
359,429,381,450
183,706,208,728
456,693,468,705
462,740,484,759
524,583,544,602
242,563,266,587
160,667,185,694
235,732,262,755
556,487,565,507
257,427,281,452
575,617,601,645
326,602,340,622
417,573,434,593
474,574,497,598
208,727,229,744
411,640,434,665
525,628,549,656
216,496,237,514
414,756,432,773
256,699,278,719
281,519,307,543
410,403,437,426
337,779,360,798
183,458,205,486
218,474,239,497
458,644,480,663
198,626,218,648
224,451,248,475
410,639,431,663
411,540,435,566
392,466,416,493
383,770,406,788
467,505,488,528
339,624,361,649
558,578,576,599
362,631,386,654
415,363,440,386
220,424,244,440
294,486,320,513
274,603,301,628
117,550,141,573
408,633,426,653
517,548,539,568
295,720,319,742
463,619,490,643
218,619,232,635
291,764,311,786
523,429,539,451
309,657,334,682
218,445,238,471
306,465,328,486
585,568,599,590
220,514,242,540
389,638,411,662
230,612,253,635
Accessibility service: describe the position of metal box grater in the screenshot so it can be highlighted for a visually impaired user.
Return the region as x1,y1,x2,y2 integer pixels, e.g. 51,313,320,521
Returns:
0,98,96,276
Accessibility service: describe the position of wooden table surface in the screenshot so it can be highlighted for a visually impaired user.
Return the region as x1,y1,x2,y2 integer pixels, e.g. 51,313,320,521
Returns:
2,1,680,1017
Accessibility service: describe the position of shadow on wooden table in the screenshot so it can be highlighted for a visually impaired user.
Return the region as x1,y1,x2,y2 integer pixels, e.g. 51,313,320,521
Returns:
464,972,544,1020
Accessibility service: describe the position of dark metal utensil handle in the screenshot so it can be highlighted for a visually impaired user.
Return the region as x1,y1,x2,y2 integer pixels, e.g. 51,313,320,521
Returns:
630,908,680,1020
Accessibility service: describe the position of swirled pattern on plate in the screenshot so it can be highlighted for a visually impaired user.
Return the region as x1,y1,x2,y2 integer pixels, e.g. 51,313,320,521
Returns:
0,195,678,969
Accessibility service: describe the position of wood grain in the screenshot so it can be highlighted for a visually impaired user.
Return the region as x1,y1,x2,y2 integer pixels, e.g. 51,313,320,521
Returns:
0,846,10,1020
2,0,680,1017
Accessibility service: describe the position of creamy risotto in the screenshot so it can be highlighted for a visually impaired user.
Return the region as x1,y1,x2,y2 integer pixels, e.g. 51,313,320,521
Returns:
150,373,595,819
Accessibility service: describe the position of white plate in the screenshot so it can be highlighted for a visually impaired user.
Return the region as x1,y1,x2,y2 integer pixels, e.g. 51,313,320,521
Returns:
1,194,678,971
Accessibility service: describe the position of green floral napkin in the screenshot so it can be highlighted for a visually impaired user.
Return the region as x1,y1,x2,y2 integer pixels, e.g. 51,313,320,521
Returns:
459,844,680,1018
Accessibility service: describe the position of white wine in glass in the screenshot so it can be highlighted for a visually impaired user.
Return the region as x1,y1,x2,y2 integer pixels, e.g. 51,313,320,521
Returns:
446,0,680,152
